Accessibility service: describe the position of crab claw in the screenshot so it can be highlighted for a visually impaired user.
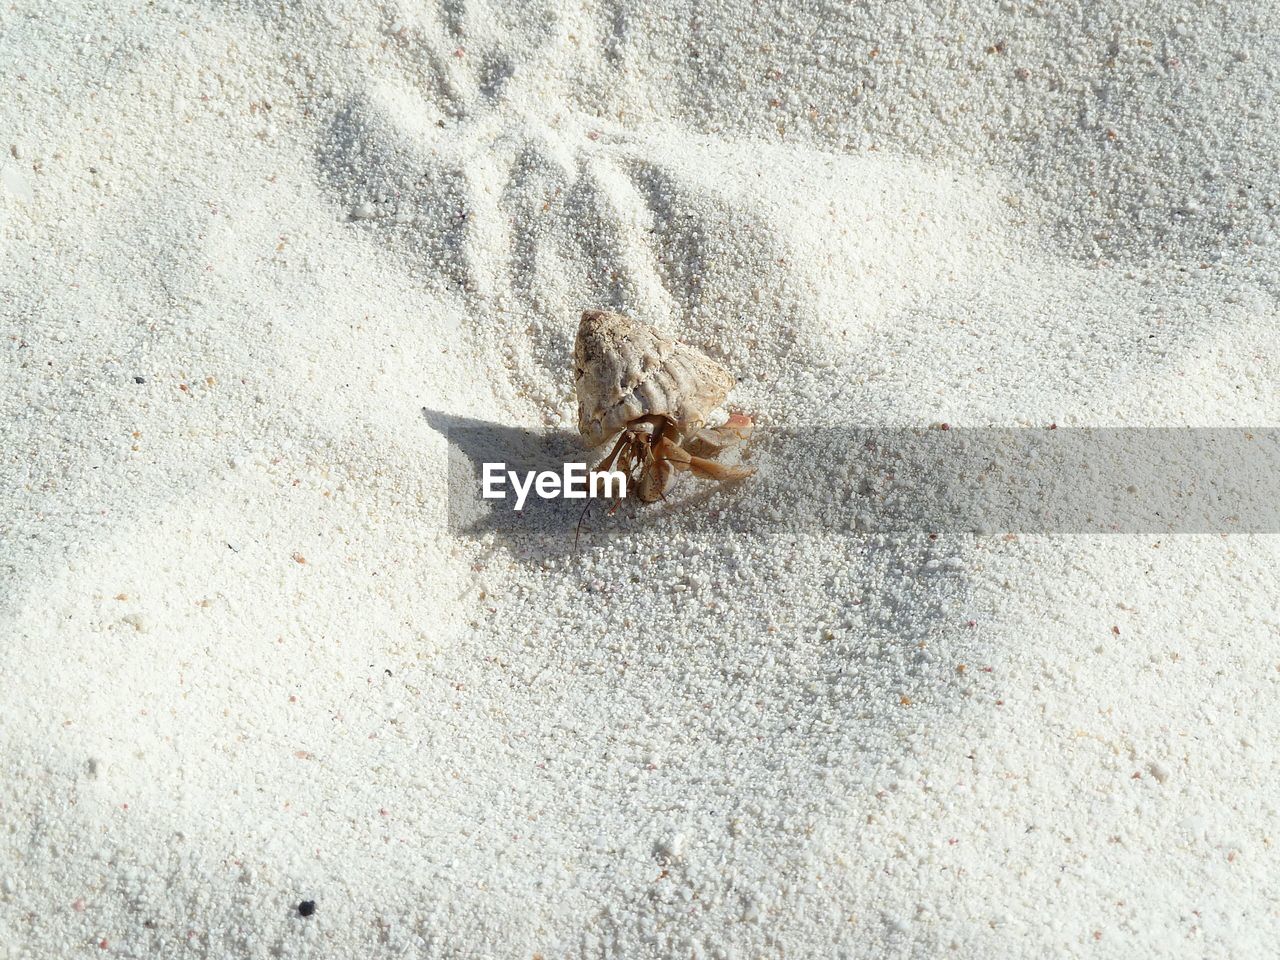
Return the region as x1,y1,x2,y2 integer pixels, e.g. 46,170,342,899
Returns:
685,413,755,457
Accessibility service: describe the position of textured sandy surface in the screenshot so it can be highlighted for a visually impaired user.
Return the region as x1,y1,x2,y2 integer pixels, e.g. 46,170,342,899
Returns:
2,1,1278,957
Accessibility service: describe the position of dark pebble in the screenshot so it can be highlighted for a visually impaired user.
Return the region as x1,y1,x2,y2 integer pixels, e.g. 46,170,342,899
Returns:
297,900,316,918
133,376,146,384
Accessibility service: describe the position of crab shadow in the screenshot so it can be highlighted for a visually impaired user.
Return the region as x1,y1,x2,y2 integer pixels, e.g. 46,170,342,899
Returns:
422,409,1015,564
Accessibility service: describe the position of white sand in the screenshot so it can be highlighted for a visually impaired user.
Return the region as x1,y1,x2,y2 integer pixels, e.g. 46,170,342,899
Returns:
2,0,1279,956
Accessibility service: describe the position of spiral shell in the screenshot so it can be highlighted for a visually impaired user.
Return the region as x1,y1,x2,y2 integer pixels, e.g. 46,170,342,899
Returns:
574,309,735,448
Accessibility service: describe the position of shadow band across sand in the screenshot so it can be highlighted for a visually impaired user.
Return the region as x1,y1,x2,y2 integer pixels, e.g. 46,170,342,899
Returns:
429,411,1280,545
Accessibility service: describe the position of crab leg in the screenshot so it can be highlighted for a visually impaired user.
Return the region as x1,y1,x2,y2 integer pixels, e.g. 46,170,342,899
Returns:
651,435,691,468
593,430,632,475
576,431,635,549
652,436,754,482
686,455,754,482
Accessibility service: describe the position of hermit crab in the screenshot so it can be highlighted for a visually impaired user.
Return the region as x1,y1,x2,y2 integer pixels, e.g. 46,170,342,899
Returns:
573,309,754,505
